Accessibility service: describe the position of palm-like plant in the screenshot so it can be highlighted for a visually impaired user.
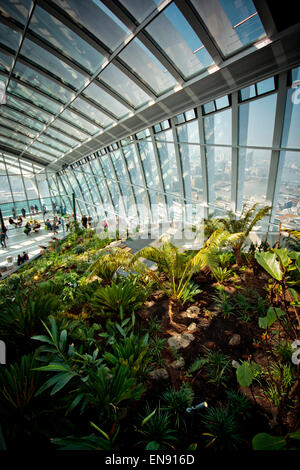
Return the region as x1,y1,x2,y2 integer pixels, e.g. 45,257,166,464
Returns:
91,278,148,317
216,203,271,266
87,247,144,283
134,229,242,308
0,292,60,352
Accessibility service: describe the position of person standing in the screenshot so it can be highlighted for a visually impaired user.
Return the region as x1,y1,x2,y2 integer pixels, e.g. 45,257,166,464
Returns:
81,215,88,229
12,207,16,218
21,207,26,218
30,204,34,215
34,204,39,213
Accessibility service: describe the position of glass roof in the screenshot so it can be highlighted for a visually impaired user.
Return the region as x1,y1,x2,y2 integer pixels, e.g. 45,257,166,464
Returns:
0,0,268,165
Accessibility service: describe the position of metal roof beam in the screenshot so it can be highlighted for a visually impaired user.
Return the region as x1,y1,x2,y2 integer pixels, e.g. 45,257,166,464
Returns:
174,0,224,65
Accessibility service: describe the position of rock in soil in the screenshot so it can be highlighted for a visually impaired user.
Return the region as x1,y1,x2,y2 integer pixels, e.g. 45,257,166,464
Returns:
187,322,197,333
149,368,169,380
204,341,216,350
167,333,195,350
229,334,241,346
170,356,185,369
182,305,200,318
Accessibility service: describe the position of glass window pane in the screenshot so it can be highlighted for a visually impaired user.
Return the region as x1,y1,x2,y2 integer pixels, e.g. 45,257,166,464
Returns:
8,175,26,201
237,148,271,210
31,141,61,157
180,143,203,201
203,101,215,114
177,120,200,144
0,126,32,144
0,51,14,73
239,93,277,147
204,108,232,145
191,0,265,57
20,38,88,90
119,0,161,23
155,130,180,194
45,127,79,147
99,63,150,108
37,134,70,153
13,62,74,103
0,115,38,139
30,6,106,74
6,95,50,124
256,77,275,95
0,0,32,25
0,21,21,51
110,149,127,182
273,151,300,228
240,84,256,101
83,82,130,118
146,3,213,79
138,140,159,188
52,118,89,141
122,144,143,187
23,175,39,200
53,0,130,51
119,38,176,95
8,81,63,114
206,146,231,210
60,109,100,134
0,173,13,203
281,88,300,148
70,96,112,127
215,95,229,110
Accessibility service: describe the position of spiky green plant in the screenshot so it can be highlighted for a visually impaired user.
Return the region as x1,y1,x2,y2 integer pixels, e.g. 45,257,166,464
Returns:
201,406,244,450
87,247,144,283
91,278,148,317
137,405,178,450
216,203,272,265
161,383,194,428
134,229,242,305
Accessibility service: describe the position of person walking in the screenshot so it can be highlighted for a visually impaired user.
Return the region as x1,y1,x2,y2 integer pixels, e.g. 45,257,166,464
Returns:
21,207,26,218
12,207,16,218
30,204,34,215
0,230,6,248
34,204,39,213
43,205,47,216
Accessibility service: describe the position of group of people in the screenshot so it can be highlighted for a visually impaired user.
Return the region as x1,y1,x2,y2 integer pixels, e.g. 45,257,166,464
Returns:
17,251,29,266
81,215,93,229
24,220,41,236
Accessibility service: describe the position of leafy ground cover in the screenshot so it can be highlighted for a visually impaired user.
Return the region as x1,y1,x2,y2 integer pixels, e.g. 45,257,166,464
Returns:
0,209,299,451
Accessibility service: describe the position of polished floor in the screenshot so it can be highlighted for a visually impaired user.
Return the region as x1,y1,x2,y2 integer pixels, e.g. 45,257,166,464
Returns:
0,217,66,269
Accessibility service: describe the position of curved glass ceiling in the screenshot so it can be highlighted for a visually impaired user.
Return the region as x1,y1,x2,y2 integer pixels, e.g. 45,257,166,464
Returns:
0,0,268,166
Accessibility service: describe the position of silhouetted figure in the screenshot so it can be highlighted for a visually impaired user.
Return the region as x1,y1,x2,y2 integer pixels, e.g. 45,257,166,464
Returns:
21,207,26,218
0,230,6,248
12,207,16,218
81,215,88,229
34,204,39,213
